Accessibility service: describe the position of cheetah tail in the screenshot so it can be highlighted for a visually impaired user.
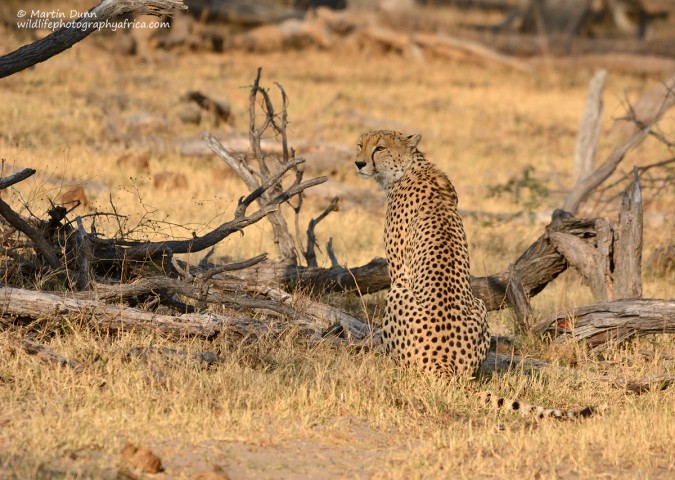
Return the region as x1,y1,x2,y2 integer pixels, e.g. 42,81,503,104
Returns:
478,391,594,420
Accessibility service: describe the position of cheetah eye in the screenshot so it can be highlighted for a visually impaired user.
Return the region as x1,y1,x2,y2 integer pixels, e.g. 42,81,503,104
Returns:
374,146,385,152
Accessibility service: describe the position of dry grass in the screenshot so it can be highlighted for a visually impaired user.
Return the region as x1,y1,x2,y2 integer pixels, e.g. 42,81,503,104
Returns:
1,3,674,478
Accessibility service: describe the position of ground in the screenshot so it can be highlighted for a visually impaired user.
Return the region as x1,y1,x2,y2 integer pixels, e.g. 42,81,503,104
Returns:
0,2,674,478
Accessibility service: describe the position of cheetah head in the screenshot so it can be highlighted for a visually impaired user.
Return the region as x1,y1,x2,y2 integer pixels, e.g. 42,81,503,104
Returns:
354,130,422,190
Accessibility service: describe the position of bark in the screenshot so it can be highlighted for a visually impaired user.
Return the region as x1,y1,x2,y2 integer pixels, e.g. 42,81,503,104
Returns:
0,286,308,340
0,168,61,269
573,70,606,183
0,0,187,78
531,299,675,350
242,210,600,312
613,169,643,299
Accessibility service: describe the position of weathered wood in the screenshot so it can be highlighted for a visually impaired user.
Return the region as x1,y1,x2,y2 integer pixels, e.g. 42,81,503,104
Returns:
0,169,62,270
573,70,606,184
0,0,187,78
244,210,598,313
413,32,532,73
304,197,340,268
549,231,609,302
532,299,675,350
505,269,532,331
248,68,297,265
613,169,643,299
0,286,308,340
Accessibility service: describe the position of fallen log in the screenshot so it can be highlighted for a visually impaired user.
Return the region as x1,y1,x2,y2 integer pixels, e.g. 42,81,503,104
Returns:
531,299,675,350
240,209,601,312
0,286,281,340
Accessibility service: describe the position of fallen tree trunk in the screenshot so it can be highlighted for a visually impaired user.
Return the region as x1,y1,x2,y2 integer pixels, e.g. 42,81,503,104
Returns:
241,209,600,312
532,299,675,350
0,286,295,340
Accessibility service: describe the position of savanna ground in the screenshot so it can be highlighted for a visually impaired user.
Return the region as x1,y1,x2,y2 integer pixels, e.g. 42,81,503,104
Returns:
0,1,674,478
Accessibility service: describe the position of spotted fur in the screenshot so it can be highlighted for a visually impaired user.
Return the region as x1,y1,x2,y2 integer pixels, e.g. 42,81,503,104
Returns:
355,130,592,419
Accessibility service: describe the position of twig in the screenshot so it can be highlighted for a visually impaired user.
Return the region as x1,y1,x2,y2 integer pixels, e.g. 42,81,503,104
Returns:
197,253,268,282
327,238,339,268
0,170,62,270
305,197,339,268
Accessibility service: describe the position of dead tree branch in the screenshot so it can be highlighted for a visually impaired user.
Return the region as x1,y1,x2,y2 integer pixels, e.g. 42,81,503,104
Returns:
573,70,606,183
613,168,643,299
305,197,339,268
563,125,650,214
532,299,675,350
0,169,61,270
241,210,603,311
0,0,187,78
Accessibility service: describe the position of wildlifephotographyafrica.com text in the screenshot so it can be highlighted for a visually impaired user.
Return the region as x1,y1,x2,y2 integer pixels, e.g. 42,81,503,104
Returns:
15,8,170,31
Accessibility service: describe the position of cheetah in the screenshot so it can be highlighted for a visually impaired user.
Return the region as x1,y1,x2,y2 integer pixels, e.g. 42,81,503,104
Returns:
355,130,592,419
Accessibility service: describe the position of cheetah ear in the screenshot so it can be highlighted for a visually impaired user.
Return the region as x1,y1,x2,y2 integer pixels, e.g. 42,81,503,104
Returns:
407,133,422,149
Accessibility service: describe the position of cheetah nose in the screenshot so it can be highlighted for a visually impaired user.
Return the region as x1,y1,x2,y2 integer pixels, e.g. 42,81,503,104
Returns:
355,161,367,170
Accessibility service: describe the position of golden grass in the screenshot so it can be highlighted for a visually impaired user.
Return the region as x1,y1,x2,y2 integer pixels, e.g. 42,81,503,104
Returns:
1,6,674,477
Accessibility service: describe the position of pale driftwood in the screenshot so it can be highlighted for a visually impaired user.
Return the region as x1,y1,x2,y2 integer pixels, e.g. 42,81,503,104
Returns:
549,232,609,302
573,70,606,184
0,286,315,340
247,284,377,341
613,169,643,299
413,32,532,73
22,338,84,372
0,0,187,78
0,286,378,347
248,68,297,265
532,299,675,350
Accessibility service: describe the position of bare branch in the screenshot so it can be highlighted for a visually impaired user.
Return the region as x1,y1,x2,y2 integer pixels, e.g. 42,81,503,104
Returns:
305,197,339,268
563,125,650,214
0,0,187,78
0,168,36,190
532,299,675,351
0,171,61,270
573,70,606,183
